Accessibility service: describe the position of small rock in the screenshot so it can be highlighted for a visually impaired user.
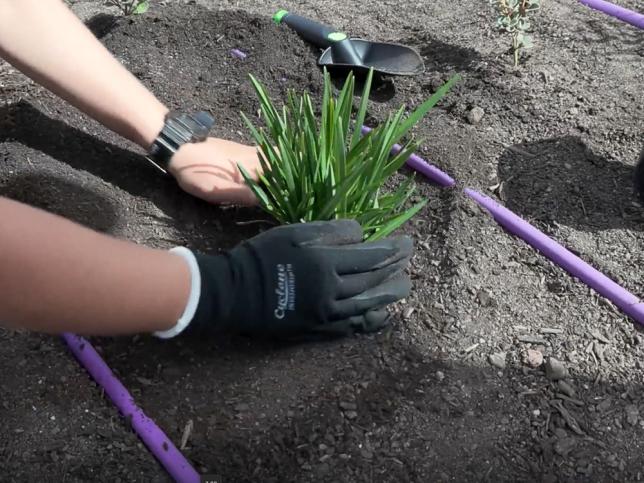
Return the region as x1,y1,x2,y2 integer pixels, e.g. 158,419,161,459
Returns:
592,342,606,363
477,289,494,307
545,358,568,381
467,106,485,125
344,411,358,420
360,449,373,459
524,349,544,368
339,453,350,460
339,402,357,411
488,352,506,369
234,403,249,412
625,405,639,426
488,352,507,369
557,380,576,398
554,437,577,457
597,398,612,413
436,371,445,381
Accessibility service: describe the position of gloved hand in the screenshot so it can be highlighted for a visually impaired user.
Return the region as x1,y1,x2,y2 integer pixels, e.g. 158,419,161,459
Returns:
157,219,413,340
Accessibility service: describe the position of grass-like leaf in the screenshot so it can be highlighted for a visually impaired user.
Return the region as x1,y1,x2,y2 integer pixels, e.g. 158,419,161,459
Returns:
239,68,458,240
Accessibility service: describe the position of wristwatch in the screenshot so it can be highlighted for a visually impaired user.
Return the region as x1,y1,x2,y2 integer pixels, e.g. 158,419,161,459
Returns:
146,110,215,173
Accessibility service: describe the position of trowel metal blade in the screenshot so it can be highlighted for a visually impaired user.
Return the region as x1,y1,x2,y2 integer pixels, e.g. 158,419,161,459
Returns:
318,38,425,76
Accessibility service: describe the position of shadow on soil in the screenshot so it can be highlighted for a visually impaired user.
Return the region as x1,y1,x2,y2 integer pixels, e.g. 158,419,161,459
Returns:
569,8,644,49
402,31,483,72
0,101,266,250
98,331,644,482
497,136,644,233
0,172,119,233
86,13,119,39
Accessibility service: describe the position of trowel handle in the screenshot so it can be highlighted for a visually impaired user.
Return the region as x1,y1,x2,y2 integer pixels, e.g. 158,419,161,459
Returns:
273,10,344,48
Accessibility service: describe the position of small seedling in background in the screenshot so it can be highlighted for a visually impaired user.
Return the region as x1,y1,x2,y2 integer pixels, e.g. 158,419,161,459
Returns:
238,68,458,241
491,0,541,67
105,0,150,16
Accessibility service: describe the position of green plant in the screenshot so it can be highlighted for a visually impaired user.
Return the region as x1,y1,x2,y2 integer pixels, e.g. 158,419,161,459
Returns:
105,0,150,16
238,68,458,241
491,0,541,66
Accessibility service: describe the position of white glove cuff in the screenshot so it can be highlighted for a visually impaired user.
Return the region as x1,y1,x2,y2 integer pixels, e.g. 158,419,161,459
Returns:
153,247,201,339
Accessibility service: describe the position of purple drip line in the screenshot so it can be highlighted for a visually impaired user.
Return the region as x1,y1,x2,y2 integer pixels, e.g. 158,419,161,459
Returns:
464,189,644,323
62,333,200,483
362,124,644,324
578,0,644,29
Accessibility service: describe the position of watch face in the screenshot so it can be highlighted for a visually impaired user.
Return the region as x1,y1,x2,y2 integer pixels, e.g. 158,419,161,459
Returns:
172,112,213,142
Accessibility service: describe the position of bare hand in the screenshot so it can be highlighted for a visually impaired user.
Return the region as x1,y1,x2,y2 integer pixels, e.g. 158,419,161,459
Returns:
167,137,262,205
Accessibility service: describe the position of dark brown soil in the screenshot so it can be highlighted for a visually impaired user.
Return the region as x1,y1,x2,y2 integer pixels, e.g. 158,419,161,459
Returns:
1,1,643,482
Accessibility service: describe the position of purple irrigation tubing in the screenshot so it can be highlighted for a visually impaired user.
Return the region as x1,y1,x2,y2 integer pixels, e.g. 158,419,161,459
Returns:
363,122,644,323
578,0,644,29
464,189,644,324
360,125,456,187
62,333,200,483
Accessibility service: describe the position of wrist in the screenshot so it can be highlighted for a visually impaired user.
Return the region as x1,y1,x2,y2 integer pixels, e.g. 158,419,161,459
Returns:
154,247,202,339
135,102,169,151
144,110,215,174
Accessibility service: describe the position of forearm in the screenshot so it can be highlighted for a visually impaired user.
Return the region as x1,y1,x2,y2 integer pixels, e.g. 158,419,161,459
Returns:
0,0,167,149
0,197,190,335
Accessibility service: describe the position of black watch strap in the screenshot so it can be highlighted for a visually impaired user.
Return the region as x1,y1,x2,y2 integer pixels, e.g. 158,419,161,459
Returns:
147,111,215,173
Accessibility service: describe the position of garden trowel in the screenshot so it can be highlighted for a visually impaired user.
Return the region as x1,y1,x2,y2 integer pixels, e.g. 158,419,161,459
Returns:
273,10,425,77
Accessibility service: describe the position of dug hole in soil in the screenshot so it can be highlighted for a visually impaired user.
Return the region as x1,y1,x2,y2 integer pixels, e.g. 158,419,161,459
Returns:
0,2,643,481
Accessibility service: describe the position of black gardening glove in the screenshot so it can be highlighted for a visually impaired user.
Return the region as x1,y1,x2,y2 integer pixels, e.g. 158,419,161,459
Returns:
170,219,412,339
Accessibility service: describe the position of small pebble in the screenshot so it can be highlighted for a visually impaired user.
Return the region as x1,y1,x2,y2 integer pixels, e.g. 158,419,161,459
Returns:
477,289,494,307
625,405,639,426
545,358,568,381
488,352,507,370
339,402,357,411
467,106,485,125
436,371,445,381
524,349,544,368
557,380,576,398
554,437,577,457
344,411,358,420
360,449,373,459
